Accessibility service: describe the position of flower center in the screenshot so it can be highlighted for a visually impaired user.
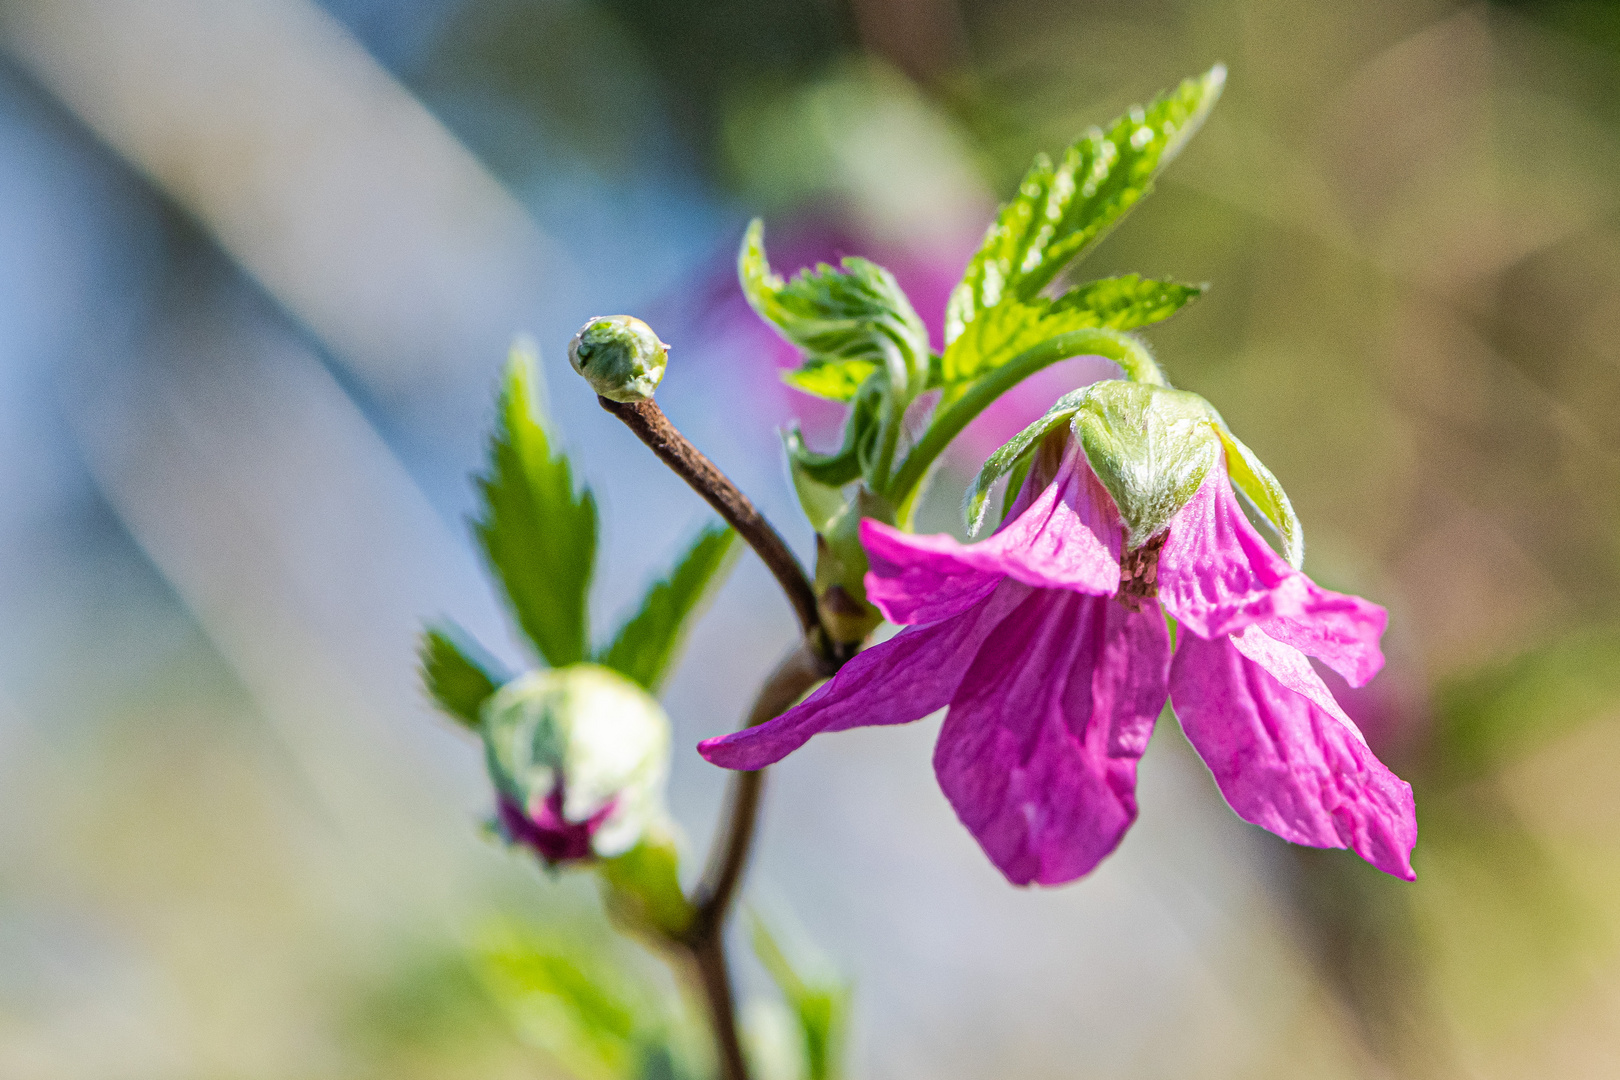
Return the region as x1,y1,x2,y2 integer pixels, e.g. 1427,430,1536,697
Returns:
1116,532,1166,612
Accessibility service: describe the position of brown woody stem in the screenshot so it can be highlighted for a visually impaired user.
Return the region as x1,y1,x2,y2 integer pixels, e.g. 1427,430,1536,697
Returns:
598,397,820,640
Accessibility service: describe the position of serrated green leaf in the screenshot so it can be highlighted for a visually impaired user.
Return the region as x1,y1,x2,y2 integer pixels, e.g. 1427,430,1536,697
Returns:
419,622,508,730
740,219,930,400
1073,381,1222,547
963,385,1094,534
475,343,598,667
597,524,740,693
939,275,1202,392
1058,274,1206,330
1213,424,1304,568
944,66,1224,351
750,913,849,1080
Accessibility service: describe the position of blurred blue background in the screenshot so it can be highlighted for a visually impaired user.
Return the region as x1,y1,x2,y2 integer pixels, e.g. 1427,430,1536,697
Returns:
2,0,1619,1076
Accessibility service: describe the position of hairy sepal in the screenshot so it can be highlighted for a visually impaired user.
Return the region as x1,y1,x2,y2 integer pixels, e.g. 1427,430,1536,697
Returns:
1073,381,1223,548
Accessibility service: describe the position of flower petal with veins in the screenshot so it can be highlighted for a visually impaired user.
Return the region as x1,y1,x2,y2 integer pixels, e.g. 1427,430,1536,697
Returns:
935,590,1170,885
1170,629,1416,880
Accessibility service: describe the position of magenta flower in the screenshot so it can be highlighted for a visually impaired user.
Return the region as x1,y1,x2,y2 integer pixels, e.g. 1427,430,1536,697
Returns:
699,437,1416,886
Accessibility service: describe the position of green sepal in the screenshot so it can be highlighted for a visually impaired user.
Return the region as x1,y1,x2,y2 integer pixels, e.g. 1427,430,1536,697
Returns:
963,385,1094,535
944,65,1225,354
419,622,508,730
1213,424,1304,568
1072,381,1222,548
999,451,1036,527
940,276,1203,392
740,219,930,403
476,340,598,667
599,829,694,940
598,524,741,694
749,911,850,1080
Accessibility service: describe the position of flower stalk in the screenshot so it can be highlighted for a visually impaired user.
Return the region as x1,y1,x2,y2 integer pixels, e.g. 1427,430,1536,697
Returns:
597,396,823,645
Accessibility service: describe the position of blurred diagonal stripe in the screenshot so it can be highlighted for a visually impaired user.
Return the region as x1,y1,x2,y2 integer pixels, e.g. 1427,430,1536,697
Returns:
65,271,514,914
0,0,577,401
0,0,571,910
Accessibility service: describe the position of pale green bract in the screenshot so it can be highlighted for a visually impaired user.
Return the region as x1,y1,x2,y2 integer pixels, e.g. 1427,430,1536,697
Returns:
1074,382,1223,549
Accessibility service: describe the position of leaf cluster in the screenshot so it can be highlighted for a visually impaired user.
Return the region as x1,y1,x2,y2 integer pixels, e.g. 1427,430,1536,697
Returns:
747,67,1227,522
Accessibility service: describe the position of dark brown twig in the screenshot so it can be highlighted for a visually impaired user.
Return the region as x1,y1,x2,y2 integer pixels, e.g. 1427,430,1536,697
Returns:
598,397,820,639
688,932,749,1080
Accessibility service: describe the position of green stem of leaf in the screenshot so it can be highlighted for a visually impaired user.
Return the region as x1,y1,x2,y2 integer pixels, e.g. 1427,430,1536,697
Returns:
884,328,1164,505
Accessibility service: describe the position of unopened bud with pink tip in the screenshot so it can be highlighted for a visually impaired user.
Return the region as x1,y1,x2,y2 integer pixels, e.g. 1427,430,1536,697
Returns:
481,665,671,866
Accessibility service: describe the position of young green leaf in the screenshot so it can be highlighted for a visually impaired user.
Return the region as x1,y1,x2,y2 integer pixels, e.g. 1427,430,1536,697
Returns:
419,622,509,730
597,524,740,694
940,275,1203,391
784,431,852,536
944,66,1224,352
740,220,930,401
750,912,849,1080
476,342,599,667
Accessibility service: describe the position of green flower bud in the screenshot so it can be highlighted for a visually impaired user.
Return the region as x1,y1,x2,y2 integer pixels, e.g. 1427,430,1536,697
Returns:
567,315,668,403
482,665,671,864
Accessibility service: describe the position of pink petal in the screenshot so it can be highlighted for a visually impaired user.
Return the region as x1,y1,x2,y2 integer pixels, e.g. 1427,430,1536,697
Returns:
1169,627,1417,880
1156,466,1301,640
1259,584,1387,688
698,581,1033,770
862,443,1122,626
933,590,1171,886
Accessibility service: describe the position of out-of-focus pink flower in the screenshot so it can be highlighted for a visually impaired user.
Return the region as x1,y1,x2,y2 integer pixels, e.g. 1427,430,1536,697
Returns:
700,437,1415,886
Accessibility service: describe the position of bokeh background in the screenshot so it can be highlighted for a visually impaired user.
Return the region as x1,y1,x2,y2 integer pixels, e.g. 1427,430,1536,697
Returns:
1,0,1618,1076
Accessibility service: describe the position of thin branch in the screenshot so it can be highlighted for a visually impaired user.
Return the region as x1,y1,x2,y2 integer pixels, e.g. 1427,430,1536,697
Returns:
688,932,750,1080
598,397,821,639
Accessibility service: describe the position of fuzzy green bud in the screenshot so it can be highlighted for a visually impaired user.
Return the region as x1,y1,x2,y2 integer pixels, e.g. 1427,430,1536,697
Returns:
482,665,672,863
567,315,668,403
